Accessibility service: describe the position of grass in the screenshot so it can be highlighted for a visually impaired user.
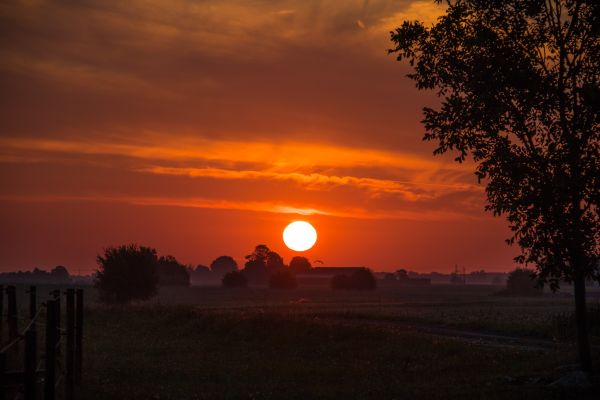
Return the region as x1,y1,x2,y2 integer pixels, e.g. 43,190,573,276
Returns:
79,304,596,400
4,283,599,398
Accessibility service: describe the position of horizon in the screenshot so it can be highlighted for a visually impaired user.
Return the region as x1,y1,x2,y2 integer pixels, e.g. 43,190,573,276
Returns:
0,0,519,273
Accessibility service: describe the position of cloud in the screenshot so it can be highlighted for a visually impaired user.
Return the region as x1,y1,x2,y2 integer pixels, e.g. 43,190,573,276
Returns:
0,193,478,221
138,165,479,201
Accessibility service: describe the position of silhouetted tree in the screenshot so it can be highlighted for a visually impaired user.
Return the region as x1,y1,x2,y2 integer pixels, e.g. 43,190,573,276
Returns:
157,255,190,286
331,268,377,291
390,0,599,371
243,244,282,284
505,268,543,296
222,270,248,288
269,269,297,289
94,244,158,303
50,265,70,282
189,264,212,285
266,251,284,274
289,256,312,274
210,256,238,278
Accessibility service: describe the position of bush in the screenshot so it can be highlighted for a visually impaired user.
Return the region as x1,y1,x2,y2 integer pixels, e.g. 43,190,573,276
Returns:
94,244,158,303
222,271,248,288
331,268,376,291
268,270,297,289
504,268,542,296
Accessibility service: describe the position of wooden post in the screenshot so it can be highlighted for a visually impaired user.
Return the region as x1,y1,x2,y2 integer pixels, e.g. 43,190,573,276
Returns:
24,329,37,400
52,290,61,358
44,300,57,400
29,286,37,320
0,284,4,332
6,286,17,341
75,289,83,385
65,289,75,400
0,352,6,400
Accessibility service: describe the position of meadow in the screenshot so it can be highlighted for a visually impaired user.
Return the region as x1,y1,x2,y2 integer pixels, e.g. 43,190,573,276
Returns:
65,284,600,399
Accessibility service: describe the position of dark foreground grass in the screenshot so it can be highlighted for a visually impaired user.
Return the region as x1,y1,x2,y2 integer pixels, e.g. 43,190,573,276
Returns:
80,306,594,400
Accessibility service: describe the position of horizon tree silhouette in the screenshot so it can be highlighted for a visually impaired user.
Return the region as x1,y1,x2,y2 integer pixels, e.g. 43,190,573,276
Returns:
95,244,158,303
222,270,248,288
157,255,190,286
243,244,284,284
390,0,599,371
505,268,543,296
210,255,238,277
289,256,312,275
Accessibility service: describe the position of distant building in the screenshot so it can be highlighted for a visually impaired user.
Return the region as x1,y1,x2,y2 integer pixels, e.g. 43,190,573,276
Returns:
296,267,367,287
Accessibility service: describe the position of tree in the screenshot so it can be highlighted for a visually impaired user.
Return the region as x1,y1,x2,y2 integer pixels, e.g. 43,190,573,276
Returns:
210,256,238,277
222,270,248,288
243,244,282,284
94,244,158,303
266,251,284,273
390,0,599,371
289,256,312,274
157,255,190,286
50,265,70,283
269,269,297,289
331,268,377,291
505,268,543,296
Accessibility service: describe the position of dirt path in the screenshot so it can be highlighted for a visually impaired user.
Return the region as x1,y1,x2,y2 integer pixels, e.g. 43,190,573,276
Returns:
319,316,568,352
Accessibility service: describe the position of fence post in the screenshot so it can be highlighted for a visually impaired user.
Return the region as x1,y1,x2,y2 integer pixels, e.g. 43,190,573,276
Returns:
29,286,37,320
24,329,37,400
6,286,17,341
0,352,5,400
0,284,3,332
44,300,57,400
75,289,83,385
65,289,75,400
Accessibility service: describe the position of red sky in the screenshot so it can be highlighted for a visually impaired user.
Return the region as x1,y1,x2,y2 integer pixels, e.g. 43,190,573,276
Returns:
0,0,518,274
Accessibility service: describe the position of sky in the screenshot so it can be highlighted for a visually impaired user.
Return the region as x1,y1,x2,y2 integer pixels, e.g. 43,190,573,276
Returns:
0,0,519,274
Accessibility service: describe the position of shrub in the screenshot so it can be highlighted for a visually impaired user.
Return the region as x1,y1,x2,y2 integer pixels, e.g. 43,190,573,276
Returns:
222,271,248,288
331,268,376,290
94,244,158,303
268,269,297,289
505,268,542,296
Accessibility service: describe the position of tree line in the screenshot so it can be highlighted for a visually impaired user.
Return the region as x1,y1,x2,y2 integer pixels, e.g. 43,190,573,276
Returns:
94,243,377,303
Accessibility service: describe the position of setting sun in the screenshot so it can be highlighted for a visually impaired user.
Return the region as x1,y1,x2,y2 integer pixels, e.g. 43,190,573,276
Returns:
283,221,317,252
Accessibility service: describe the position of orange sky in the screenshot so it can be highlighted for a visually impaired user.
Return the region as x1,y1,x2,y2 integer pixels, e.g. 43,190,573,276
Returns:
0,0,518,274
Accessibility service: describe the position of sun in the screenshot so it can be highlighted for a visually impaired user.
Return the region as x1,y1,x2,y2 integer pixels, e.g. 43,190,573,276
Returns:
283,221,317,252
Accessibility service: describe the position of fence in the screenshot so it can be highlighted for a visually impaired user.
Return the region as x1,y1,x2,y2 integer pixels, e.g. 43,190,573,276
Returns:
0,285,84,400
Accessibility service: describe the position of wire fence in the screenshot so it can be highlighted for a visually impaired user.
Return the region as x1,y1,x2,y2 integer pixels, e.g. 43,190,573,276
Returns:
0,285,84,400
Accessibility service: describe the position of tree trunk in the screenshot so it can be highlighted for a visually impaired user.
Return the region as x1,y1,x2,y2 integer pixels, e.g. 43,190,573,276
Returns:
573,272,592,372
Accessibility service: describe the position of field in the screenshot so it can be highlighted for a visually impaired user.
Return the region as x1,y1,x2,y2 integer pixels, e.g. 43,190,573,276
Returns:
63,284,600,399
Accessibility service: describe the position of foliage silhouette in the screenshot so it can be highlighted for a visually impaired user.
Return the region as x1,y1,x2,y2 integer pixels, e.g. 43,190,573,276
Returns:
268,269,297,289
95,244,158,303
266,251,285,273
222,270,248,288
289,256,312,274
390,0,599,371
210,256,238,277
157,255,190,286
504,268,543,296
243,244,283,284
331,268,376,291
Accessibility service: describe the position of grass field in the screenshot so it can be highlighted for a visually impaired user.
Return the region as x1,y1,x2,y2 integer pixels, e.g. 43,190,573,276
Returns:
68,284,600,399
